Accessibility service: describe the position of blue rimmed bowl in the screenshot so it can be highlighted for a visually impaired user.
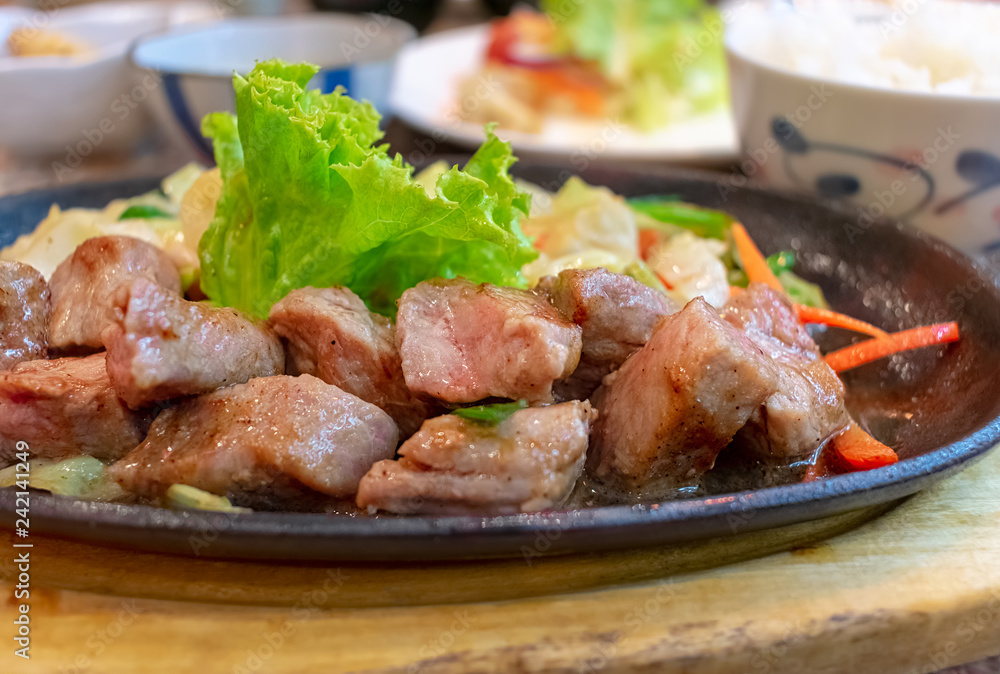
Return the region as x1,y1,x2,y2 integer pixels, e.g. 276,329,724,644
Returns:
724,2,1000,256
130,14,415,160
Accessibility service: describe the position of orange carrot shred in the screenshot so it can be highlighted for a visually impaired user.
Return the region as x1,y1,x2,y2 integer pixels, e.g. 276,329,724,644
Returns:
829,424,898,471
731,223,784,294
795,305,889,339
638,229,662,260
824,321,959,373
802,461,824,482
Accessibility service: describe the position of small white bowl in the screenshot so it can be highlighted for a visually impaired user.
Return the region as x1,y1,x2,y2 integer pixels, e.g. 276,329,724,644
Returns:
0,1,215,158
725,4,1000,255
130,14,416,161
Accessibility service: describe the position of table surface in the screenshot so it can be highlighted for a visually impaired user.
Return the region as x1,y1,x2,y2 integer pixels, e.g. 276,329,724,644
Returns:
0,445,997,674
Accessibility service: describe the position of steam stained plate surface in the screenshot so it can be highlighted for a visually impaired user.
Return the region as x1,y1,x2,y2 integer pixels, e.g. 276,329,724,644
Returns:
1,162,999,561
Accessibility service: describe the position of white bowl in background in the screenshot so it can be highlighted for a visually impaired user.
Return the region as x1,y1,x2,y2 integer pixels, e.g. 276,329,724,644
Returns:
130,14,416,161
725,4,1000,255
0,1,215,158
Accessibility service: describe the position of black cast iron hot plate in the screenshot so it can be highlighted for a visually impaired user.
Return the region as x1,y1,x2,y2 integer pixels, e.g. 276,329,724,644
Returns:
1,161,999,561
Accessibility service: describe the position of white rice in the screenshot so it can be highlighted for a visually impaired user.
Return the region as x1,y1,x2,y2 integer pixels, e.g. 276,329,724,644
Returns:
731,0,1000,96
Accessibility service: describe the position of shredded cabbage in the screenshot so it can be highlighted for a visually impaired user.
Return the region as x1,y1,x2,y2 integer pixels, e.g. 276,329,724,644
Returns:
647,232,730,307
0,163,206,283
0,457,126,501
165,484,251,513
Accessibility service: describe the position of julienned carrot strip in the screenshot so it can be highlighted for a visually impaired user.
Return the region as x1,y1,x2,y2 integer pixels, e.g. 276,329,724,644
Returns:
829,424,898,471
824,321,959,373
731,224,895,340
655,270,674,290
638,229,661,260
728,285,745,299
795,304,890,339
731,223,784,294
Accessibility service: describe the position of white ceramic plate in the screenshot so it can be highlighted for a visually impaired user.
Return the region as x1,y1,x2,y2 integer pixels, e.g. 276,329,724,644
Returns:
389,25,740,165
0,1,216,156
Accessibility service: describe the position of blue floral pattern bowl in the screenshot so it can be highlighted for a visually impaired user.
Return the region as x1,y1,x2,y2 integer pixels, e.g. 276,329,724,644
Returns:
726,16,1000,255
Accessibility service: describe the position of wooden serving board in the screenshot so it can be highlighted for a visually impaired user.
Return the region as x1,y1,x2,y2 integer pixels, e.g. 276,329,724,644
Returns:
2,447,999,674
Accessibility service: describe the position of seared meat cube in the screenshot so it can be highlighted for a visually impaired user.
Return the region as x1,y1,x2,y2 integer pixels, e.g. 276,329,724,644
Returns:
542,268,676,399
48,236,180,351
589,298,779,491
103,279,284,409
545,268,677,364
723,283,821,358
0,261,49,370
109,375,398,508
397,278,582,404
0,353,151,464
269,287,437,438
722,283,851,459
357,401,595,515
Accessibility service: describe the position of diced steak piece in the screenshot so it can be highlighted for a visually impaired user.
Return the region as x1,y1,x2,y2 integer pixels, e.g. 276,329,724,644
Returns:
48,236,181,351
103,279,284,409
357,401,595,515
722,283,851,459
0,353,151,464
723,283,821,359
589,298,780,491
268,287,437,438
542,268,677,399
109,375,399,508
397,278,582,404
0,261,49,370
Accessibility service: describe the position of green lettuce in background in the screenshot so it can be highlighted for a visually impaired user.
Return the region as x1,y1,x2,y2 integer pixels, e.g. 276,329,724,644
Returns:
198,60,536,318
541,0,728,131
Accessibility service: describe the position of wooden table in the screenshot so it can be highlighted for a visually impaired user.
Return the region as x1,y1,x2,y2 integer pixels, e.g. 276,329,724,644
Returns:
1,443,998,674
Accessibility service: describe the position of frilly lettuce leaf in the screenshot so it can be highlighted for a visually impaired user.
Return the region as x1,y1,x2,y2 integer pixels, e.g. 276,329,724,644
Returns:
198,60,536,317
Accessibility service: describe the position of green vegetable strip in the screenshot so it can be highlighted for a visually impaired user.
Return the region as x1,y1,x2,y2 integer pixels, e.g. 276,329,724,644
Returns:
728,249,828,309
453,400,529,425
628,196,734,240
198,60,537,318
118,204,172,221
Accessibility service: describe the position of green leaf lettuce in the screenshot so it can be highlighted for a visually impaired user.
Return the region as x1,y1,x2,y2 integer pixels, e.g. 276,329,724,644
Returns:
198,60,536,317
